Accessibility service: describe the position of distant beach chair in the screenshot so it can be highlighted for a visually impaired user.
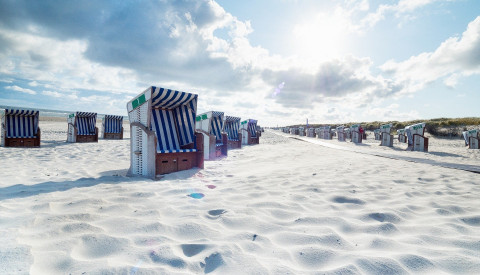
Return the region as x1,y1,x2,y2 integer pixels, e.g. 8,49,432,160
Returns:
397,129,407,143
374,129,381,140
102,115,124,140
1,108,40,147
224,115,242,150
306,128,316,138
380,123,393,147
67,112,98,143
350,124,362,143
316,126,332,139
405,123,428,152
196,111,228,160
345,128,351,140
240,119,260,145
290,127,298,135
126,86,203,178
298,127,305,136
463,129,479,149
336,126,346,141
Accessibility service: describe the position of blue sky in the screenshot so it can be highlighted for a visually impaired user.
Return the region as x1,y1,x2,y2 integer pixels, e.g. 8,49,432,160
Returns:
0,0,479,126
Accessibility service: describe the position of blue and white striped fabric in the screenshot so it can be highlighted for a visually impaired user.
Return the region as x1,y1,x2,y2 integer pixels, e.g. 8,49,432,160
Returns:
75,112,97,135
150,87,198,153
4,109,39,138
248,119,258,138
104,115,123,133
224,116,240,141
210,111,224,143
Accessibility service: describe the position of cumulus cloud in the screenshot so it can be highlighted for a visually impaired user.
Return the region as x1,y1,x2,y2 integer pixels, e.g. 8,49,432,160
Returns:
381,16,480,93
263,56,403,108
6,85,37,95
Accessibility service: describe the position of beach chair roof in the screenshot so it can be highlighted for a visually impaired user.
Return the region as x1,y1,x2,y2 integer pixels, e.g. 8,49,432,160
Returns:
74,112,97,117
225,116,241,123
4,109,39,116
104,115,123,120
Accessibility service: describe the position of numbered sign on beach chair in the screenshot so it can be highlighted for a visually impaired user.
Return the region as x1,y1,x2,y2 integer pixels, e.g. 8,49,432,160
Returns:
374,129,381,140
405,123,428,152
1,109,40,147
240,119,260,145
306,128,315,137
380,123,393,147
336,126,346,141
350,124,362,143
298,127,305,136
102,115,124,140
67,112,98,143
397,129,407,143
224,116,242,150
463,129,479,149
126,86,204,178
195,111,228,160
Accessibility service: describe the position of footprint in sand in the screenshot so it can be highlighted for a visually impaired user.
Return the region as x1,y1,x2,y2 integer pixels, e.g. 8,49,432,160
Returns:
188,193,205,199
206,185,216,189
208,209,226,216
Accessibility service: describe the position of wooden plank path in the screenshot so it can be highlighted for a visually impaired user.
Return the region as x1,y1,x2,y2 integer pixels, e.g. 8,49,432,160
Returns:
274,131,480,174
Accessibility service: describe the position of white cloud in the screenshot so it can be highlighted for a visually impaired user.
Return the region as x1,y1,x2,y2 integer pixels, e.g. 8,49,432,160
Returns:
6,85,36,95
381,16,480,94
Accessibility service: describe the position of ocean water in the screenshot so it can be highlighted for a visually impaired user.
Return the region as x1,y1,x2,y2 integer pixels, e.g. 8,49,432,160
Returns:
0,105,128,120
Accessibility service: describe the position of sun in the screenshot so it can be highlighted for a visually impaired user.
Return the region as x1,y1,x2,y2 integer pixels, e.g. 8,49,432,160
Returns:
292,11,350,63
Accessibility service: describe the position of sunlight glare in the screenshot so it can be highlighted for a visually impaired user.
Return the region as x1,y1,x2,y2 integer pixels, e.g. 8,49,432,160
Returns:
293,11,350,63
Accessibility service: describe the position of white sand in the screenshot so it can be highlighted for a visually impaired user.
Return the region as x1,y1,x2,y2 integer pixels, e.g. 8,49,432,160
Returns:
1,122,480,274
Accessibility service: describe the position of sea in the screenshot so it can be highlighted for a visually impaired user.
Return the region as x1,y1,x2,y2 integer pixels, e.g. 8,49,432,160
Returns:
0,105,128,120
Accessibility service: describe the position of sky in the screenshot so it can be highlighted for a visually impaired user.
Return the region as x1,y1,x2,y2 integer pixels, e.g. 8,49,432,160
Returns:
0,0,479,126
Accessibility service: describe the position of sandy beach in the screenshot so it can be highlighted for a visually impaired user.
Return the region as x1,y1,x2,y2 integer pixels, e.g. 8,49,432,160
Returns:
1,120,480,274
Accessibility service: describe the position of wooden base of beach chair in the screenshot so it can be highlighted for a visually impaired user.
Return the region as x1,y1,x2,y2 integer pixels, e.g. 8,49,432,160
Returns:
104,128,123,140
380,133,393,147
412,134,428,152
248,137,259,145
5,136,40,147
209,133,228,160
227,133,242,150
398,134,407,143
155,133,204,175
469,137,479,149
75,127,98,143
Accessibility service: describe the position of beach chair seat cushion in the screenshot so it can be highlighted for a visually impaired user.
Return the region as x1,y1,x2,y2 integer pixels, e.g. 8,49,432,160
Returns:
152,109,196,154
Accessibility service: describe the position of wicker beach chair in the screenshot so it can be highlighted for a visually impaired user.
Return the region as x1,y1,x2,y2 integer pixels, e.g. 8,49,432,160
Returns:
102,115,124,140
1,109,40,147
241,119,259,145
350,124,362,144
224,116,242,150
126,86,203,178
196,111,228,160
405,123,428,152
336,125,346,141
463,129,479,149
397,129,407,143
306,128,316,138
380,123,393,147
374,129,381,141
67,112,98,143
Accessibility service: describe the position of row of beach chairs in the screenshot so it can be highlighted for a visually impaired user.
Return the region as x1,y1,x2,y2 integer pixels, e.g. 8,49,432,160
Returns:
1,86,262,179
281,122,480,152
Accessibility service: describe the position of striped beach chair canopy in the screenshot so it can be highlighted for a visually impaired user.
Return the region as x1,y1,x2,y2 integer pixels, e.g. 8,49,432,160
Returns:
209,111,224,143
3,109,39,138
247,119,258,138
225,116,241,141
103,115,123,134
150,87,197,153
74,112,97,135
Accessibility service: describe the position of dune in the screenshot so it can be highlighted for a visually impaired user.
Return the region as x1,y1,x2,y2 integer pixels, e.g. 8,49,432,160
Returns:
1,120,480,274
